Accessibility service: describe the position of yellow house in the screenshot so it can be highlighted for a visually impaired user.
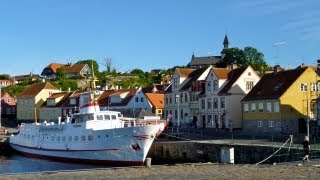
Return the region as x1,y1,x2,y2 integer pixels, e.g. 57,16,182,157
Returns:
39,91,73,123
17,82,59,122
241,66,319,135
145,93,165,117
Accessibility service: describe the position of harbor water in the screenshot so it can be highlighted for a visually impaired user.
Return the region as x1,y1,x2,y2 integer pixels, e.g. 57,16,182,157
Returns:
0,153,102,174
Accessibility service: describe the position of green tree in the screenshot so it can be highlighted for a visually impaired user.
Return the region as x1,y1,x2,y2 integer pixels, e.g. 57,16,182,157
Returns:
56,67,66,80
130,69,144,76
3,84,27,98
243,47,267,73
223,46,267,72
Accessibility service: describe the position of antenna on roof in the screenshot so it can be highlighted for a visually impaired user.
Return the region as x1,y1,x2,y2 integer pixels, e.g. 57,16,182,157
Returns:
272,41,287,66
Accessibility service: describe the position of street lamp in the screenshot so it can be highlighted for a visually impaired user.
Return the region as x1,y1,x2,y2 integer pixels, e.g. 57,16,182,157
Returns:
175,94,180,128
0,85,2,127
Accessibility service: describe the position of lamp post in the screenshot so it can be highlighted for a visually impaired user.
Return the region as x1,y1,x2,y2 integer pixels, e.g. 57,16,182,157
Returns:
0,85,2,127
176,94,180,128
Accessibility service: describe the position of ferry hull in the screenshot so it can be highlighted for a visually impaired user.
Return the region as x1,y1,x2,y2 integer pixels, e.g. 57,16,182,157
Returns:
11,144,144,166
10,124,160,166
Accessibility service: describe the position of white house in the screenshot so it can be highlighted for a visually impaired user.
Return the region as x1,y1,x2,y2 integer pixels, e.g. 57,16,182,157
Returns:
165,67,211,127
200,65,260,130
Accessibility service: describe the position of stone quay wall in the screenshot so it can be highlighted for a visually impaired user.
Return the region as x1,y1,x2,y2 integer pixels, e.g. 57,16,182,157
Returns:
147,141,313,165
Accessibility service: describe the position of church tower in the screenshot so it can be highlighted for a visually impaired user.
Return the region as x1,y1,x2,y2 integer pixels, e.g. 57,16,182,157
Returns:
220,34,229,59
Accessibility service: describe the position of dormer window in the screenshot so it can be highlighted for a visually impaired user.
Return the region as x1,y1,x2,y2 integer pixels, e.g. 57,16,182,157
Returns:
47,99,55,106
173,78,178,88
70,99,76,105
213,80,218,91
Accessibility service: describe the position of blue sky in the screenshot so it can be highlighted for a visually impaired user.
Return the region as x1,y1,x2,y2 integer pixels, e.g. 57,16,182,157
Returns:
0,0,319,76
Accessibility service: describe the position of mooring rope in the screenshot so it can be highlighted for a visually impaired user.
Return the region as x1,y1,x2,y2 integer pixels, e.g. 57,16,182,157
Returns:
256,135,293,165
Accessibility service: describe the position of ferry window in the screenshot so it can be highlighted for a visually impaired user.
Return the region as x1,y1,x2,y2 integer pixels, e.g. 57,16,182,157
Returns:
88,135,93,141
56,136,61,141
78,116,84,123
51,136,55,141
88,114,94,120
74,136,79,141
68,136,72,141
27,135,30,140
62,136,66,142
97,115,103,120
104,115,110,120
71,116,77,123
111,115,117,120
81,135,86,141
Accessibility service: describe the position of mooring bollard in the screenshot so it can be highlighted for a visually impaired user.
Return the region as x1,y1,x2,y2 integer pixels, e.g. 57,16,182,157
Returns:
145,157,152,168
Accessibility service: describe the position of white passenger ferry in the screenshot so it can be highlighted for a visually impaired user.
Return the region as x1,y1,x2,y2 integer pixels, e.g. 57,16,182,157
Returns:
9,92,162,166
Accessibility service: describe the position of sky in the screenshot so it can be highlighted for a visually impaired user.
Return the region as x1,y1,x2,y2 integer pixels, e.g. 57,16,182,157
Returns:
0,0,319,76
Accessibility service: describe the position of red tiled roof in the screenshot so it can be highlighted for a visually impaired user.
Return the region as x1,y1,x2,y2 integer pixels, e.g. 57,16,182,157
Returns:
97,90,116,105
145,93,164,108
67,64,86,73
46,63,65,73
242,67,308,102
176,68,195,77
213,68,231,79
219,67,247,95
180,67,208,91
20,82,58,98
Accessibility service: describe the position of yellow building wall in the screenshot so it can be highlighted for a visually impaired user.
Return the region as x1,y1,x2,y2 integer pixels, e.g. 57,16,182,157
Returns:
243,67,319,121
17,88,59,122
280,67,319,120
242,101,281,120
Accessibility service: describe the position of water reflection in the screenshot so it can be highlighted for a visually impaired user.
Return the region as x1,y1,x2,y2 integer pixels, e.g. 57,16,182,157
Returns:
0,154,102,174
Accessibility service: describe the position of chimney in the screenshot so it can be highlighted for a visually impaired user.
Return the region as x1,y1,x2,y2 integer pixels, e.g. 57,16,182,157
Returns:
273,65,281,74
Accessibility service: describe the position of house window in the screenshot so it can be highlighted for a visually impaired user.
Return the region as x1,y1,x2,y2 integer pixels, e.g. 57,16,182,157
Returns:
213,80,218,91
70,99,76,105
312,83,318,91
269,121,274,127
300,83,307,92
157,109,162,114
251,103,256,112
266,102,272,112
274,102,280,112
140,97,143,102
258,102,264,112
135,97,139,102
246,81,254,91
165,96,168,105
220,97,225,108
180,93,183,103
184,93,188,102
201,99,205,109
169,96,172,104
258,121,263,127
213,98,218,109
173,78,178,88
244,103,248,113
175,110,178,119
207,81,211,92
207,98,212,109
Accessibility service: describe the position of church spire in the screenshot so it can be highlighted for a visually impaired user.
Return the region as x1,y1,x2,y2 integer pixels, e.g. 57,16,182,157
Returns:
223,34,229,48
221,34,229,59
